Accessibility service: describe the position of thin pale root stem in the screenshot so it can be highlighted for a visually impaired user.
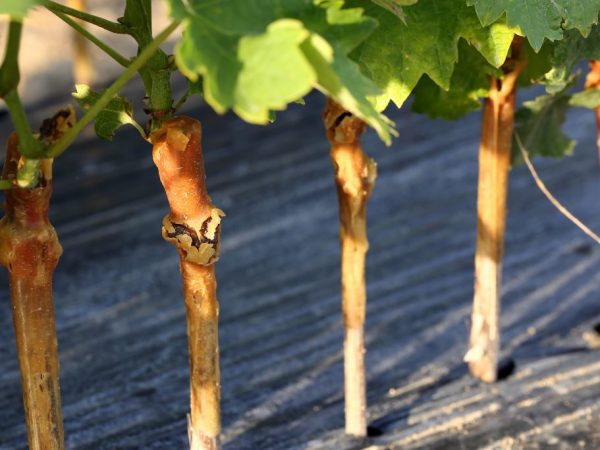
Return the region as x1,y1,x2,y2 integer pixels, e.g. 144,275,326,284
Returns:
344,327,366,435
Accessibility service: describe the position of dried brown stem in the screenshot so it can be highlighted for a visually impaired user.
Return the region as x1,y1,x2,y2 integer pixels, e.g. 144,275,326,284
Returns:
0,134,64,450
585,61,600,164
151,116,223,450
465,39,524,383
324,98,377,436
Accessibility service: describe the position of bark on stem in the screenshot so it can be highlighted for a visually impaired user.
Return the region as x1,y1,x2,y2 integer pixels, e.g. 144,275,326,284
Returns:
465,40,524,383
151,116,223,450
585,61,600,165
0,134,64,450
324,98,377,436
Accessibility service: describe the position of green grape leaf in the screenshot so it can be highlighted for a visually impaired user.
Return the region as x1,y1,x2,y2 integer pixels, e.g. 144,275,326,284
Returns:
165,0,189,20
169,0,395,143
411,40,500,120
518,39,555,87
233,19,317,124
176,17,316,124
512,90,575,165
560,0,600,34
569,88,600,109
0,0,41,19
175,22,239,115
350,0,515,110
371,0,418,23
300,32,394,136
72,85,142,141
317,1,381,53
542,25,600,93
467,0,600,51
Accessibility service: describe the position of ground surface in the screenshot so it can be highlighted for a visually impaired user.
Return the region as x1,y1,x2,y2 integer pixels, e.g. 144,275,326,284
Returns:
1,79,600,449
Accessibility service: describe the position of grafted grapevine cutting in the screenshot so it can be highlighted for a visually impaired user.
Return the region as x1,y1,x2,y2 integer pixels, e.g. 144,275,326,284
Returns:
0,132,65,450
412,3,600,381
324,98,376,436
151,117,224,450
2,1,600,448
465,39,524,382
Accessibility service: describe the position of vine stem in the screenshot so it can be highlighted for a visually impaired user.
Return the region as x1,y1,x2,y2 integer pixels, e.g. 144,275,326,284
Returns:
3,90,44,158
123,0,173,123
173,86,192,113
0,21,45,158
324,98,377,436
151,117,223,450
0,20,22,92
0,132,66,450
43,0,129,34
46,20,180,159
2,28,66,450
465,38,524,383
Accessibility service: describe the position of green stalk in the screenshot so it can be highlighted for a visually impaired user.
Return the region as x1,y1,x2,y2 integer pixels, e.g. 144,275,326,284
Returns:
122,0,153,45
3,90,44,158
43,0,128,34
0,21,22,94
124,0,173,124
46,20,180,158
52,11,130,67
0,21,45,158
122,0,161,113
150,68,173,123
